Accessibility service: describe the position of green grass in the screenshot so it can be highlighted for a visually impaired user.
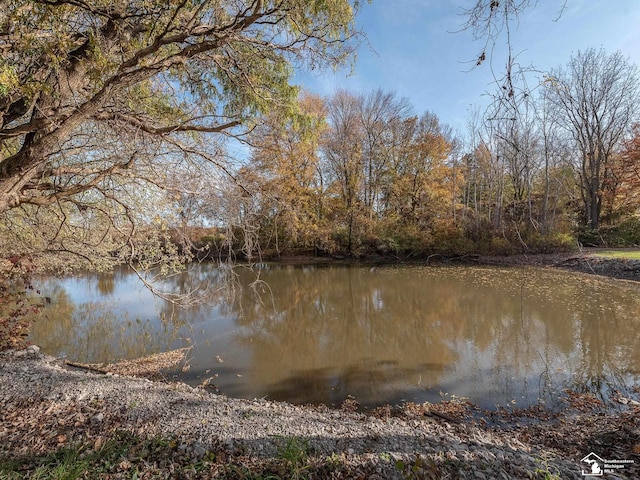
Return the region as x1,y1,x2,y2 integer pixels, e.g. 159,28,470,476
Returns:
274,437,311,480
0,431,194,480
0,433,342,480
534,455,562,480
591,250,640,260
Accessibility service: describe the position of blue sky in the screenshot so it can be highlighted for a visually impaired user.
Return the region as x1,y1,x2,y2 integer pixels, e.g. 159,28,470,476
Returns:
295,0,640,134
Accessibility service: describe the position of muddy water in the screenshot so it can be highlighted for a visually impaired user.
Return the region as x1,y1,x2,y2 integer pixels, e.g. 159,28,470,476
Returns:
29,263,640,410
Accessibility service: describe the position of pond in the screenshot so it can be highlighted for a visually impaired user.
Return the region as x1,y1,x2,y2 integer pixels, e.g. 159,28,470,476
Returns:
28,263,640,411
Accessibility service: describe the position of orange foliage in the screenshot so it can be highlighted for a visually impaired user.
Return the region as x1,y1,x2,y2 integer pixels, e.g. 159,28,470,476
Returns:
610,124,640,217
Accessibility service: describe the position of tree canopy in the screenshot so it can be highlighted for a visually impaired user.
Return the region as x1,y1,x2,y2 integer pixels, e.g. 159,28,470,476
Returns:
0,0,363,274
0,0,362,213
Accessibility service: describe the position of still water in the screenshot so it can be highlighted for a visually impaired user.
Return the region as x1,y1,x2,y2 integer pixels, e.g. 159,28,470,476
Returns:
29,263,640,410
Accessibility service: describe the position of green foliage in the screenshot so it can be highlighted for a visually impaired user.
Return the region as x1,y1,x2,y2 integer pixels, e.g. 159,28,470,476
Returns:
1,432,129,479
592,250,640,259
533,455,562,480
0,62,18,97
429,221,476,256
2,0,359,129
0,431,352,480
603,217,640,246
0,431,210,480
577,217,640,247
274,437,311,480
526,232,577,253
484,236,518,256
575,227,605,247
394,454,443,479
0,204,122,275
0,0,362,275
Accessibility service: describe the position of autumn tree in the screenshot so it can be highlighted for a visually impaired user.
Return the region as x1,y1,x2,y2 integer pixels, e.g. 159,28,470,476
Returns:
248,92,328,254
382,113,453,228
323,89,363,253
320,89,464,255
0,0,362,269
609,124,640,219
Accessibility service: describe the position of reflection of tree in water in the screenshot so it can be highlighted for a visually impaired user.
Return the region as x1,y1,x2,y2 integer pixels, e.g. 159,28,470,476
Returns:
29,283,184,364
96,272,115,295
27,264,640,408
86,266,130,296
29,263,242,364
27,284,75,355
265,362,448,407
147,263,239,329
572,299,640,400
443,267,640,404
219,265,640,406
516,271,640,401
216,265,461,403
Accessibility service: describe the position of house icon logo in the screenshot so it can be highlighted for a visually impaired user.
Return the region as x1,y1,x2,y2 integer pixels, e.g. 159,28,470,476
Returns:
581,452,605,476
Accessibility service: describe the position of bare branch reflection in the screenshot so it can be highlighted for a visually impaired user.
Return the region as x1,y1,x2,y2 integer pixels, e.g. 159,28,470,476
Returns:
29,264,640,410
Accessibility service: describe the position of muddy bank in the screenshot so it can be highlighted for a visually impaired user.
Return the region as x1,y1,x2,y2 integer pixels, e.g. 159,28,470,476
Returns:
2,348,639,479
476,250,640,282
556,255,640,282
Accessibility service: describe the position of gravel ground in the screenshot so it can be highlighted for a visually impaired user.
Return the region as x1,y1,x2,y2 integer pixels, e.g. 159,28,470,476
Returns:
4,348,639,479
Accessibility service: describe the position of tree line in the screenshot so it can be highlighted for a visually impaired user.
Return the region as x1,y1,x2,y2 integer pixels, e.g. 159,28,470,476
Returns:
193,47,640,259
2,2,640,276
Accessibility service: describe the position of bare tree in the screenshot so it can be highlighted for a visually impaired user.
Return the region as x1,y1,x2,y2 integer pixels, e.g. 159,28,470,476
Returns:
544,48,640,229
357,89,411,218
323,90,363,253
461,0,556,110
491,96,541,233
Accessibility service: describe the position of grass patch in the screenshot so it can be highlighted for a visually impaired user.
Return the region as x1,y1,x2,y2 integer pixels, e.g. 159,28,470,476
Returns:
0,431,207,480
590,250,640,260
0,432,351,480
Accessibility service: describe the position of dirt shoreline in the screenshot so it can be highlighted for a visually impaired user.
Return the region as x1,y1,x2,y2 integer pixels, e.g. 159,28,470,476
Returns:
2,348,639,479
475,250,640,282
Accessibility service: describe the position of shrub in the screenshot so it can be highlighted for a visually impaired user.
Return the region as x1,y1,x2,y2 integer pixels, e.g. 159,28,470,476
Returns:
430,222,475,256
605,217,640,246
527,232,578,253
576,217,640,247
488,236,518,255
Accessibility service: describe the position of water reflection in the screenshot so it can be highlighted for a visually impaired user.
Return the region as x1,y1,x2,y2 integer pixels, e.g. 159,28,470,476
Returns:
28,264,640,410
